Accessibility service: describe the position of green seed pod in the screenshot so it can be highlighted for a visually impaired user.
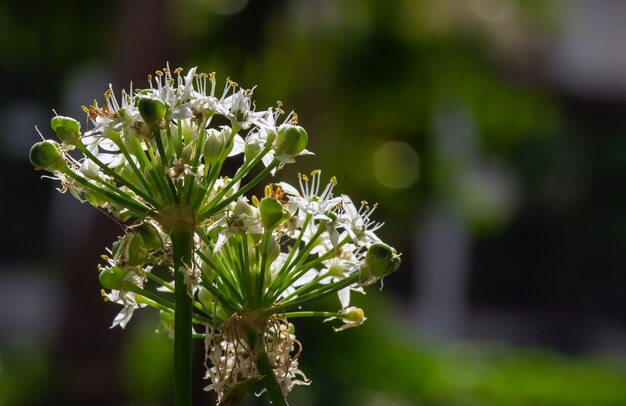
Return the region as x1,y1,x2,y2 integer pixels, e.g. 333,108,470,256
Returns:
135,223,162,251
274,124,308,156
364,242,401,278
259,197,289,229
99,266,126,290
138,96,167,126
113,233,149,267
203,129,223,165
125,233,148,266
29,140,64,171
51,116,81,145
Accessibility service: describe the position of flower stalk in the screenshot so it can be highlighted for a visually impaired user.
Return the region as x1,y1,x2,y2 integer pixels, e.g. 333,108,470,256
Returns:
248,330,289,406
172,222,194,406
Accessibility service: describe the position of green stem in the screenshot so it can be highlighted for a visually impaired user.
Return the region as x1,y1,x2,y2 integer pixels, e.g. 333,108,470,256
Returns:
152,126,179,203
248,331,289,406
277,274,360,311
283,311,337,318
172,223,194,406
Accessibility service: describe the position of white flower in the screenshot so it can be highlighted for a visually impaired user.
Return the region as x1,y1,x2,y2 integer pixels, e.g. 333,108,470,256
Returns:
338,195,383,246
102,270,147,329
319,243,364,308
278,170,342,221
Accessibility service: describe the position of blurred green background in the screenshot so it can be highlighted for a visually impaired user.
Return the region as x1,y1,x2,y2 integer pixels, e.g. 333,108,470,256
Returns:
1,0,626,404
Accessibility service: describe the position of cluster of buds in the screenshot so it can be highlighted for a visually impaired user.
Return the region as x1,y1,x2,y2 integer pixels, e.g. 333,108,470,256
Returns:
30,66,400,403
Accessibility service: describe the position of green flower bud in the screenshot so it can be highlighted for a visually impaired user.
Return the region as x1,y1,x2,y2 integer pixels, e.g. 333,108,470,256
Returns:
29,140,64,171
138,96,167,126
203,129,223,165
51,116,81,144
259,197,289,229
363,242,401,278
99,266,126,290
274,124,308,156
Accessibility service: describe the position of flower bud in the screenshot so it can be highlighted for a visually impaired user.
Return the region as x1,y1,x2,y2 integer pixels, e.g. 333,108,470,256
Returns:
99,266,126,290
259,197,289,229
80,159,100,179
362,242,400,280
51,116,81,144
138,96,167,126
274,124,308,157
203,129,223,165
29,140,64,171
230,89,250,125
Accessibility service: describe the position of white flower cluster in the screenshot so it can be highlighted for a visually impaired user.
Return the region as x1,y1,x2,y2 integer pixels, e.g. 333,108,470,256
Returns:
30,66,400,403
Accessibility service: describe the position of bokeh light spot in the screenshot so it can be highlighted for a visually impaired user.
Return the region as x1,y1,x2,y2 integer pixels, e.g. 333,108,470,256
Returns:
373,142,419,189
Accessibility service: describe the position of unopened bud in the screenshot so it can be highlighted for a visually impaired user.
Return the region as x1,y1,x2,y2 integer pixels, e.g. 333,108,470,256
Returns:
138,96,166,126
51,116,81,144
274,124,308,156
29,140,64,171
80,159,100,179
203,129,223,165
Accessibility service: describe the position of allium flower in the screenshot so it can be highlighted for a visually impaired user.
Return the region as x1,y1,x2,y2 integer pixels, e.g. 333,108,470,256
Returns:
30,66,399,406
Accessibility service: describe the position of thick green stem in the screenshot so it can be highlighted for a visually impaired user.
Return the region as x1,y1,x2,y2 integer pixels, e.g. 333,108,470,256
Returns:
248,331,289,406
172,224,194,406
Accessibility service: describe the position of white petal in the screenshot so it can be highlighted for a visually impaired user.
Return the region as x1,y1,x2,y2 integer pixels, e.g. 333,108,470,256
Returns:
338,287,351,308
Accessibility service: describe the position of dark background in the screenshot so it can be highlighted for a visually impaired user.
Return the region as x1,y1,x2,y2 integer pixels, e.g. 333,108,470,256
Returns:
1,0,625,404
